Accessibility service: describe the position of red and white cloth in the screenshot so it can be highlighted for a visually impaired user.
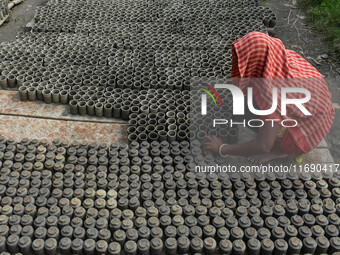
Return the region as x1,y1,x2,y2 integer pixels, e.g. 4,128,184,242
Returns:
231,32,334,154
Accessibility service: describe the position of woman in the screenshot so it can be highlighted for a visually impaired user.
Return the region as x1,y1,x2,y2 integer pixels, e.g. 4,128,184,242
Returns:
204,32,334,163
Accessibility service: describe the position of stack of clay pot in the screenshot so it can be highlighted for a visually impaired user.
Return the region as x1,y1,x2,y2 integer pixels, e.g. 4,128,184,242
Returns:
0,0,277,143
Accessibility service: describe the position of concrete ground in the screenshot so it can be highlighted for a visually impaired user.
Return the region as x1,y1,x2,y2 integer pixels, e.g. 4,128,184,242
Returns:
0,0,337,167
0,90,127,144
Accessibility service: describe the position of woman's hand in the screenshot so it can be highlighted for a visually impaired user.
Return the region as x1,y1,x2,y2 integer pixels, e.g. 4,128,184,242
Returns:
203,136,225,153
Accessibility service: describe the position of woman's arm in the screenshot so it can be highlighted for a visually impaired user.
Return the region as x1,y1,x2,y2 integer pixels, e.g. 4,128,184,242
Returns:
203,122,281,156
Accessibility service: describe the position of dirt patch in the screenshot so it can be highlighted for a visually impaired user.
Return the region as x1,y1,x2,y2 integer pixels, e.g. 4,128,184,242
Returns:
0,0,47,43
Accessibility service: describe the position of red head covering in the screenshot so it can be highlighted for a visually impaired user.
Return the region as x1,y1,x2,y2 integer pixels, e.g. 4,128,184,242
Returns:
231,32,334,153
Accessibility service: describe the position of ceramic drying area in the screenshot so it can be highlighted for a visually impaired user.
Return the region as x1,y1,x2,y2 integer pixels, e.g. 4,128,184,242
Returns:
0,0,334,165
0,0,275,147
0,0,339,254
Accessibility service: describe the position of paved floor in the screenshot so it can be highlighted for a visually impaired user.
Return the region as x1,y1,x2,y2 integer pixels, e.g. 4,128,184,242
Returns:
0,90,128,144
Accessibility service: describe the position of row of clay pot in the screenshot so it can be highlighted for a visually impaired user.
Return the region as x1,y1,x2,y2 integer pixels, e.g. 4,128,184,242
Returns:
1,50,232,69
128,129,189,143
0,73,222,90
125,95,236,143
0,47,231,89
0,65,229,81
0,28,236,87
32,1,273,42
32,20,265,35
20,24,252,43
14,30,238,51
34,14,269,35
18,84,191,116
126,117,239,143
1,35,235,59
47,0,258,8
1,61,229,77
189,86,236,144
71,23,265,37
0,0,9,20
42,84,193,143
127,111,190,143
0,64,228,85
194,127,238,144
34,3,272,24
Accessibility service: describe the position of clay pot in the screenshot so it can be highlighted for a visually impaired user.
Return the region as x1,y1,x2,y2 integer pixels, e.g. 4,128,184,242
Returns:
18,86,28,100
27,87,37,101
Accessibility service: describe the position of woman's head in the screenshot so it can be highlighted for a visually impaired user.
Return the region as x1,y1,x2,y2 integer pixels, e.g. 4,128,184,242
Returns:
231,32,286,79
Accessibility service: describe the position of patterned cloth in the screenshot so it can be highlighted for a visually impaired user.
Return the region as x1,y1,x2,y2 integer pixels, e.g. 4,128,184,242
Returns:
231,32,334,153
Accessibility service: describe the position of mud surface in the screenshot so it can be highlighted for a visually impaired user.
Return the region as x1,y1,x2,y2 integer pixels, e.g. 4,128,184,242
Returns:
0,0,46,43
